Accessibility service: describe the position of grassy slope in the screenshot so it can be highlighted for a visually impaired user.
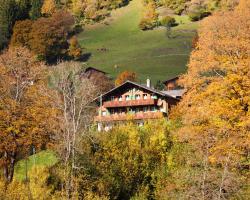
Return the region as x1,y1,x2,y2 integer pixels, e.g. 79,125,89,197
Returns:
14,150,58,181
78,0,198,84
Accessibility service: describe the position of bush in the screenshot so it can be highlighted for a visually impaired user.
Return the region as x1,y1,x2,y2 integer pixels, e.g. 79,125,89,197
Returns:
139,18,156,30
160,16,177,27
188,10,211,21
77,120,173,199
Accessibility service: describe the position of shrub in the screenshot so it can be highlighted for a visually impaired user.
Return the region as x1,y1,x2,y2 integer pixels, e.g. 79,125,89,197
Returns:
188,10,211,21
68,36,82,60
139,18,156,30
160,16,177,27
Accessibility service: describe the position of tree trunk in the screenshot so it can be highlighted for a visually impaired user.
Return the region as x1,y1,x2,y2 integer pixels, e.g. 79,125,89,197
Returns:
3,152,16,183
3,151,9,181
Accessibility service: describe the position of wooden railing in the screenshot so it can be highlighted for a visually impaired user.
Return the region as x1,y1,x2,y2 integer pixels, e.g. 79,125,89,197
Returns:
103,99,157,108
94,112,164,122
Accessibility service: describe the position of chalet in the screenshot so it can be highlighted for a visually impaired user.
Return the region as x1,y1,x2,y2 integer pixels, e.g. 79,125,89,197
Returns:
163,76,185,99
163,76,180,90
94,79,180,131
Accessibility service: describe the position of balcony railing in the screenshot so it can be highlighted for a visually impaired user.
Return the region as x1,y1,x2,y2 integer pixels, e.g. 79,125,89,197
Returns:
103,99,157,108
94,111,164,122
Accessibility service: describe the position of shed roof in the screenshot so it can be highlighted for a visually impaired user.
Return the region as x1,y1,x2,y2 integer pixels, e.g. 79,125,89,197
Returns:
163,76,179,84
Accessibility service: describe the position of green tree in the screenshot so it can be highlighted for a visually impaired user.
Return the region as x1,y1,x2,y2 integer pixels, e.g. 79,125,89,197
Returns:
16,0,30,20
30,0,43,20
0,0,17,49
155,80,165,90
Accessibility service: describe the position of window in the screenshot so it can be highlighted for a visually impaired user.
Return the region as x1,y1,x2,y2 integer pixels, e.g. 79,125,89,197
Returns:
135,108,140,113
135,94,140,100
128,108,135,114
118,96,123,101
150,106,157,112
110,109,115,114
143,94,147,99
138,122,144,127
125,95,130,101
151,95,157,99
111,96,115,101
102,111,107,116
143,107,148,112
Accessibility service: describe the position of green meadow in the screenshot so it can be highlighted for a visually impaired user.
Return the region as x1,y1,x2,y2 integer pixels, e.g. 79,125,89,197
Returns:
78,0,198,84
14,150,58,181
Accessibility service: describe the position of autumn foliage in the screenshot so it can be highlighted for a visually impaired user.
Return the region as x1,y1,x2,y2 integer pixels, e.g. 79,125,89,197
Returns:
0,47,58,182
41,0,58,16
170,0,250,198
139,1,159,30
115,70,137,86
10,10,75,62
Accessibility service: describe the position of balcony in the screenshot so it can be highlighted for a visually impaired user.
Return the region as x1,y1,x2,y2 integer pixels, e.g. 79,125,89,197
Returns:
103,99,157,108
94,111,164,122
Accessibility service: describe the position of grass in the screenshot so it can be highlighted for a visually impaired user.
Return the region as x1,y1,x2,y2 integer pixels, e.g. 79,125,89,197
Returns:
14,150,58,181
78,0,198,84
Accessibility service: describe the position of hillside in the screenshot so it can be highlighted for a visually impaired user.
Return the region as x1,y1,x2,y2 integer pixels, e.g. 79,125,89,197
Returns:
78,0,198,83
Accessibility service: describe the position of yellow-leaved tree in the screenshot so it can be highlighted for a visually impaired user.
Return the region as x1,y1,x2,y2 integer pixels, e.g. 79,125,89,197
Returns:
169,0,250,199
0,47,58,183
41,0,57,16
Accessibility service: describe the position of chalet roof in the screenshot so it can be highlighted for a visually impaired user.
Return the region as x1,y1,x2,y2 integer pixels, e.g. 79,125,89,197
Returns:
163,76,179,84
84,67,107,74
94,80,178,102
161,89,185,98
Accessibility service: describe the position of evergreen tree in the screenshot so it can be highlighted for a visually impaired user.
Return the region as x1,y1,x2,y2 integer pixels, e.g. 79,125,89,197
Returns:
155,80,165,90
16,0,31,20
0,0,17,49
30,0,43,20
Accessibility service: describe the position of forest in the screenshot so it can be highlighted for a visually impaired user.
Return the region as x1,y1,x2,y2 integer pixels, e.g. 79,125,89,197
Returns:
0,0,249,199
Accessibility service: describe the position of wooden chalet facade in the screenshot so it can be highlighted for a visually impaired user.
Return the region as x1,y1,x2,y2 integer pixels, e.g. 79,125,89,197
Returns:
94,79,179,131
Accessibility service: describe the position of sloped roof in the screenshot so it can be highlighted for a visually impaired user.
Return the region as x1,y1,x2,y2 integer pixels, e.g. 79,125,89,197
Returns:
161,89,186,98
84,67,107,74
94,80,178,102
163,76,179,84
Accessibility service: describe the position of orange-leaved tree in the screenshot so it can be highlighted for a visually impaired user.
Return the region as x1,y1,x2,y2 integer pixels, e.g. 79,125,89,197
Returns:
28,10,74,62
0,47,58,183
170,0,250,198
115,70,137,86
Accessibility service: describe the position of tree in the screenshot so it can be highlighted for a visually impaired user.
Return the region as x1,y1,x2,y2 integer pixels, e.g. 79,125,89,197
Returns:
0,47,58,182
16,0,30,20
73,120,172,199
29,10,74,62
0,0,17,49
139,1,159,30
49,61,98,198
41,0,57,16
115,70,137,86
10,19,33,48
68,36,82,60
30,0,43,20
155,80,165,90
171,1,250,198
